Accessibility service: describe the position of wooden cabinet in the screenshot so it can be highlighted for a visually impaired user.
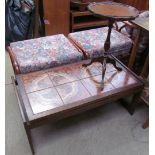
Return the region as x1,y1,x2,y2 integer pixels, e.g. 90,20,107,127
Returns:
43,0,70,36
70,0,110,32
42,0,148,36
71,11,108,32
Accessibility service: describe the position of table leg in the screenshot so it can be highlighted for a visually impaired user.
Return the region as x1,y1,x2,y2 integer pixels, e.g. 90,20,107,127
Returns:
24,124,35,155
142,118,149,129
83,19,122,89
121,92,141,115
140,54,149,78
128,28,141,69
100,57,106,89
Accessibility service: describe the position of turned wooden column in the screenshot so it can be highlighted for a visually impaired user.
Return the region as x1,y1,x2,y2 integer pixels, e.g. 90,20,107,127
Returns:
83,1,139,89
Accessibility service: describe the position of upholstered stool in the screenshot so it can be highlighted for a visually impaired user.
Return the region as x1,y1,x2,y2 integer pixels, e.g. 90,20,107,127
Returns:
8,34,84,74
68,27,133,59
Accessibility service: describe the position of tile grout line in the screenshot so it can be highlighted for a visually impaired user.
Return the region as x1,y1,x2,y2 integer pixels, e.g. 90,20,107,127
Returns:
47,71,65,106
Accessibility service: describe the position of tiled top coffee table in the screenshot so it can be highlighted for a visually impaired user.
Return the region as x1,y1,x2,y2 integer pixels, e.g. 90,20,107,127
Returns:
13,56,143,154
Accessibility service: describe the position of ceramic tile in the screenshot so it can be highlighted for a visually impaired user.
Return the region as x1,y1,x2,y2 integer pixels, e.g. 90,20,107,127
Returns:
28,88,63,114
71,64,101,79
48,63,101,82
48,66,79,86
81,75,114,96
95,63,117,73
56,81,90,104
23,73,53,93
106,70,137,88
22,70,46,81
63,64,100,79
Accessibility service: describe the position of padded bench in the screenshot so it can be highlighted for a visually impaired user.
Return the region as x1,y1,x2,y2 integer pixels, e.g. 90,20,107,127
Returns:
8,34,84,74
8,28,133,75
68,27,133,59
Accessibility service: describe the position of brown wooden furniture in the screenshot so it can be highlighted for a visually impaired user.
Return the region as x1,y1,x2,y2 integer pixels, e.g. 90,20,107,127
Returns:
82,1,139,89
127,17,149,129
43,0,70,36
70,0,115,32
13,56,143,154
143,118,149,129
141,80,149,129
70,10,108,32
128,17,149,72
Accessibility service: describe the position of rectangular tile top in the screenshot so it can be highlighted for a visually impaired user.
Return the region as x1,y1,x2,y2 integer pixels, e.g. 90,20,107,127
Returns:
19,61,140,115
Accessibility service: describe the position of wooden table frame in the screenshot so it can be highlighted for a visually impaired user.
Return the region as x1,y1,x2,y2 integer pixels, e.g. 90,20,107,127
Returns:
12,56,144,155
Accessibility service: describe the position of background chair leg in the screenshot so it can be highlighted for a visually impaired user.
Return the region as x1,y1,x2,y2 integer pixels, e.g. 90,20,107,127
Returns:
120,92,140,115
142,118,149,129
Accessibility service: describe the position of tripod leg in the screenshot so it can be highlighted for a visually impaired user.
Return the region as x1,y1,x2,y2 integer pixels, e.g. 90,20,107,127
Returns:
100,57,107,90
107,57,122,71
82,59,93,67
82,57,103,67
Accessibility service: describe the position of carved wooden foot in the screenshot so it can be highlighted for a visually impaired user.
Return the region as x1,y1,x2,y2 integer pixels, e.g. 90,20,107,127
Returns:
82,57,104,67
106,57,122,71
82,59,93,67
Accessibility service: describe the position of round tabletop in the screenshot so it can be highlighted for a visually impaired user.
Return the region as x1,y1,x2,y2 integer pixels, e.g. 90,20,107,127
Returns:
88,1,139,21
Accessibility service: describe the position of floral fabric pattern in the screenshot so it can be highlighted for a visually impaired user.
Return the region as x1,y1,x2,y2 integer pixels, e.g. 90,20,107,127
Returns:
10,34,83,73
68,27,132,58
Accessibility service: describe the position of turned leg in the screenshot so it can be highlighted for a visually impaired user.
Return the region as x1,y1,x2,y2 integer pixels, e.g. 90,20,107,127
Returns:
83,19,116,89
100,57,107,90
24,124,35,155
82,57,104,67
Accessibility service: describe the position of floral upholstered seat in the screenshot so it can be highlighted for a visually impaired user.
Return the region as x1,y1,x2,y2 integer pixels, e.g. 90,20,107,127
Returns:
9,34,83,74
68,27,132,59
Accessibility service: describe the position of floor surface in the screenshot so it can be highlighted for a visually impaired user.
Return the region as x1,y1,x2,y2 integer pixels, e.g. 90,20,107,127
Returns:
5,52,149,155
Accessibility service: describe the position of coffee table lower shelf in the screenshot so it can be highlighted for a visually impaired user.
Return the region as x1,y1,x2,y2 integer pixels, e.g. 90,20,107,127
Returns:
12,56,144,155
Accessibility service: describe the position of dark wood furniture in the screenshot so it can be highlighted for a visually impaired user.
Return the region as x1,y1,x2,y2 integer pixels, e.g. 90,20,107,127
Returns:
13,56,143,154
70,10,108,32
141,80,149,129
43,0,70,36
127,17,149,129
70,0,110,32
128,17,149,72
82,1,139,89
